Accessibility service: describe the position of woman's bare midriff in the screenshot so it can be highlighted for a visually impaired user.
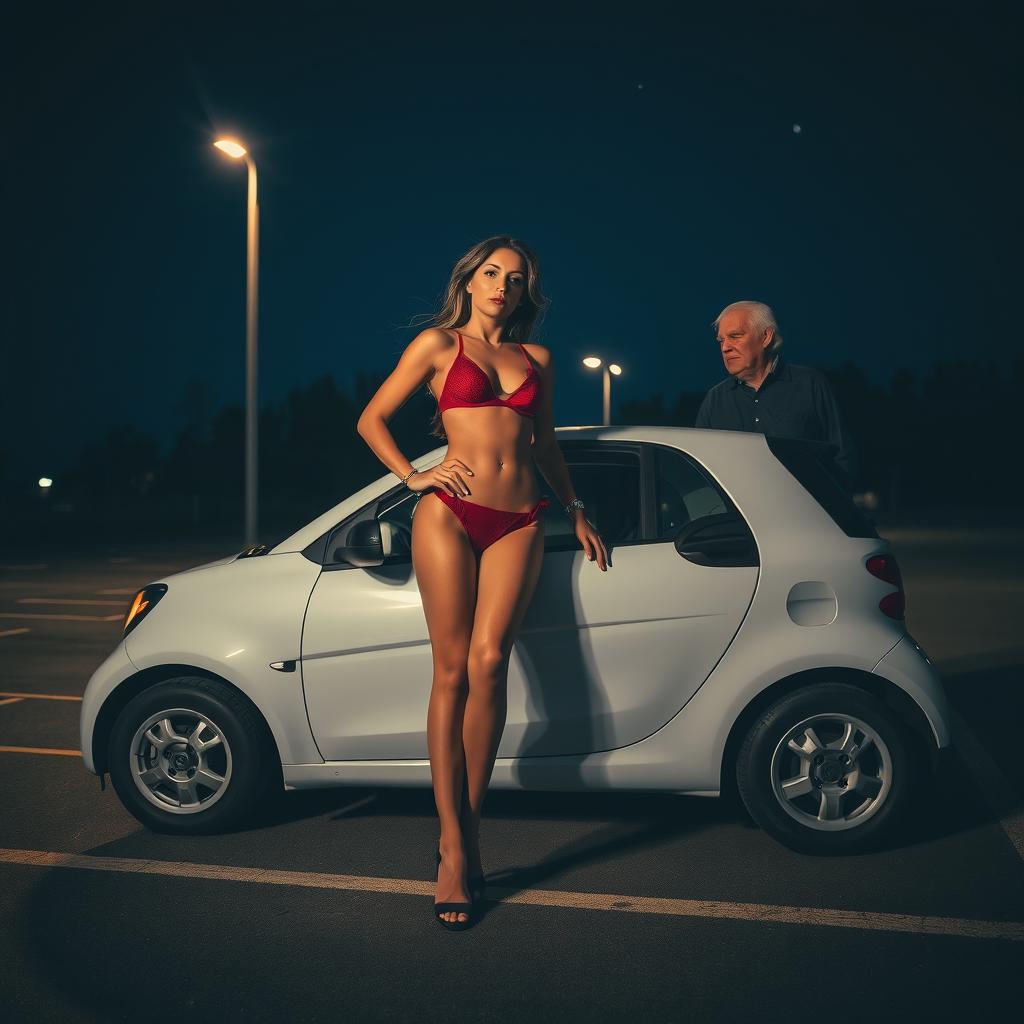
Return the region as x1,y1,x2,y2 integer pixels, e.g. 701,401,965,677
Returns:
438,407,540,511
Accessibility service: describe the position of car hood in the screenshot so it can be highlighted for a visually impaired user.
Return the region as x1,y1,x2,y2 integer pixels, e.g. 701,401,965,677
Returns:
173,552,242,576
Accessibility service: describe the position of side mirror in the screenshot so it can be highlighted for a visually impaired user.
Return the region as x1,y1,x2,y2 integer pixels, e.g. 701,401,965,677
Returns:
333,519,384,567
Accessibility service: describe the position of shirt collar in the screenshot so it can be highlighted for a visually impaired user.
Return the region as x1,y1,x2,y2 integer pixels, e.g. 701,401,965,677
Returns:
730,354,783,389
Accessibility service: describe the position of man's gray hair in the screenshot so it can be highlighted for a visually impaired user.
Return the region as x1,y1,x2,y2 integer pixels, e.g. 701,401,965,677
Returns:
713,300,783,355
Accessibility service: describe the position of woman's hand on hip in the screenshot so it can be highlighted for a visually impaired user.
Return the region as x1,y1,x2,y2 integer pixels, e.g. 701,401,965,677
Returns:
408,459,474,497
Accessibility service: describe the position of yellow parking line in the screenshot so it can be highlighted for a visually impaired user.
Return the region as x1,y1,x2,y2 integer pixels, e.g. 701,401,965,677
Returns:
0,846,1021,941
97,589,137,595
0,691,82,702
0,613,122,622
0,698,24,707
0,628,31,638
0,746,81,757
18,598,126,607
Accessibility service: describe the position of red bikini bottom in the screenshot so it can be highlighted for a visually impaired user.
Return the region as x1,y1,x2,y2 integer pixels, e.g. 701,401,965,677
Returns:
430,490,550,556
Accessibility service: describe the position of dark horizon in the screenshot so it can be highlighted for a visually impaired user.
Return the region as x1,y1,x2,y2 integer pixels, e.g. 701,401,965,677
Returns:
5,2,1022,487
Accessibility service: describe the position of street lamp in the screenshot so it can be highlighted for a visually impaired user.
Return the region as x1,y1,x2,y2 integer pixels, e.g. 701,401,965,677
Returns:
582,355,623,426
213,137,260,547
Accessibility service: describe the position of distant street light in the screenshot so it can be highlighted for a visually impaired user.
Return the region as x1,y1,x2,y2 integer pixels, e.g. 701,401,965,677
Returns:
582,355,623,426
213,137,260,547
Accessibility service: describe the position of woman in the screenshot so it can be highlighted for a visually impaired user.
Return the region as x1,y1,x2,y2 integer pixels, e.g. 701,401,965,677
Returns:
356,236,609,930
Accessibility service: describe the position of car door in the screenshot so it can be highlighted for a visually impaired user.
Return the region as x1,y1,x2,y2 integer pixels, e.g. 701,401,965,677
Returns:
300,485,435,761
300,440,759,762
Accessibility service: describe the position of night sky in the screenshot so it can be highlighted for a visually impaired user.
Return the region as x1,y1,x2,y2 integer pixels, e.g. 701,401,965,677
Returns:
5,1,1021,486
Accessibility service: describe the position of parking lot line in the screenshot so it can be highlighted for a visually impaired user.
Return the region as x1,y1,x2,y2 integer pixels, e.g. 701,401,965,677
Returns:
0,698,24,707
0,746,81,757
0,628,31,638
97,588,137,595
0,691,82,701
0,846,1020,941
17,597,126,606
0,612,122,622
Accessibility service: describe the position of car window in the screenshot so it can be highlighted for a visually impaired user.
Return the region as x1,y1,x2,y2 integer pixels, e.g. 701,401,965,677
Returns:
540,452,642,547
654,446,728,540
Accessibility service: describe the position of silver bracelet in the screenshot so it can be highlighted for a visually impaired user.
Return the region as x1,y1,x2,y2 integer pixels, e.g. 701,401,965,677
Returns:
564,497,585,517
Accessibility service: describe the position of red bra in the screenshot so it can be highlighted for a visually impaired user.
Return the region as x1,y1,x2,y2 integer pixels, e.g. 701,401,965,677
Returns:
436,331,542,418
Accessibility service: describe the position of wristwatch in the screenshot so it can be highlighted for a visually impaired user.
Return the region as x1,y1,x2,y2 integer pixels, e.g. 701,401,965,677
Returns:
564,497,585,517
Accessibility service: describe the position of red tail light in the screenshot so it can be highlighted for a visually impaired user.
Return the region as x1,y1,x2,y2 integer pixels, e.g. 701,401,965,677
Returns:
866,554,905,619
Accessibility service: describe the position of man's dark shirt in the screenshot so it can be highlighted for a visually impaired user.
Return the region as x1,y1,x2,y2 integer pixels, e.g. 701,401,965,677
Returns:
694,357,858,487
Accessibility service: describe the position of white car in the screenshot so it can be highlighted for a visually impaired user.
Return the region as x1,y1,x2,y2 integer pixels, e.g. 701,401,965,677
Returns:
80,427,952,854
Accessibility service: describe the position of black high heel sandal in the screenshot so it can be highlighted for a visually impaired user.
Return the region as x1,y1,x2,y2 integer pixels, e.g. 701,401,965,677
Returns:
467,872,486,904
433,847,474,931
460,831,486,903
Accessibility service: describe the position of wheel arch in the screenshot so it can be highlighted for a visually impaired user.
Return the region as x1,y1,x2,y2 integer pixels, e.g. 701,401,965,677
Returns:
718,666,939,807
92,663,283,783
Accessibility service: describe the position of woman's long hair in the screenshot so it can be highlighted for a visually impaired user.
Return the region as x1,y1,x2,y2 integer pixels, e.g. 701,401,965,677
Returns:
424,235,549,439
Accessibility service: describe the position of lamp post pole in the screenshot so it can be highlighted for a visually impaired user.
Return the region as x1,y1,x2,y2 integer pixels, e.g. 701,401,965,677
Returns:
582,355,622,427
244,155,259,548
214,138,260,547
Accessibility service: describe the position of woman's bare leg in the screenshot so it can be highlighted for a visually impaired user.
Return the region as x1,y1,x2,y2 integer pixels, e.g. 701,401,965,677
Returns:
462,519,546,878
411,494,479,924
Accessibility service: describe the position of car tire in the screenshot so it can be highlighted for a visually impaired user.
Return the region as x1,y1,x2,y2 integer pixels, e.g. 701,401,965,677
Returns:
107,676,277,835
735,682,917,855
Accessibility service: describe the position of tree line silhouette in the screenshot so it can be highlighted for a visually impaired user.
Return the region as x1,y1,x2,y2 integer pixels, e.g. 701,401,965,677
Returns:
5,357,1021,543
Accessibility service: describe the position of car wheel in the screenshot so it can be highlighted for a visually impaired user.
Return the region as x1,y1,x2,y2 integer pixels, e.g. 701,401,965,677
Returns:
108,676,277,835
735,682,916,855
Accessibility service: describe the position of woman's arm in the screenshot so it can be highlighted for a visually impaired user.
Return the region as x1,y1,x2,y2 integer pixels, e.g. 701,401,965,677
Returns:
528,346,576,505
356,328,449,481
527,344,610,570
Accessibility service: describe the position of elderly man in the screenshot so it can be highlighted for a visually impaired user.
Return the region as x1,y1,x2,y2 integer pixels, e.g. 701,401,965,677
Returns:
695,300,858,487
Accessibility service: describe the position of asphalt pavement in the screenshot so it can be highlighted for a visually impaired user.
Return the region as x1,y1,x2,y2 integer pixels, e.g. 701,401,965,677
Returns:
1,528,1022,1022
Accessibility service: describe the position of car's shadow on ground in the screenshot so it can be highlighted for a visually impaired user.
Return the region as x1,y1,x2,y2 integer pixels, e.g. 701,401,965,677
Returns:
941,657,1024,792
242,735,990,904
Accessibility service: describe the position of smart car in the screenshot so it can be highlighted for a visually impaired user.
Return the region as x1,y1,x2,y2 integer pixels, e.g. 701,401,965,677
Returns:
80,426,952,854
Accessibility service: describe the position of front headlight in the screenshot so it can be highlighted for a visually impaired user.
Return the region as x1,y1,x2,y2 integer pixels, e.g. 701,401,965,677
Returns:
122,584,168,637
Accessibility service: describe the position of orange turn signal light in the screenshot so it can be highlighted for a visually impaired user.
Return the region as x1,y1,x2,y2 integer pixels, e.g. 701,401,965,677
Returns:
122,584,168,637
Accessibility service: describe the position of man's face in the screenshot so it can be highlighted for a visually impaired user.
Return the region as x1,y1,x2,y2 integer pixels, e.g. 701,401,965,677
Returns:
716,309,773,378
